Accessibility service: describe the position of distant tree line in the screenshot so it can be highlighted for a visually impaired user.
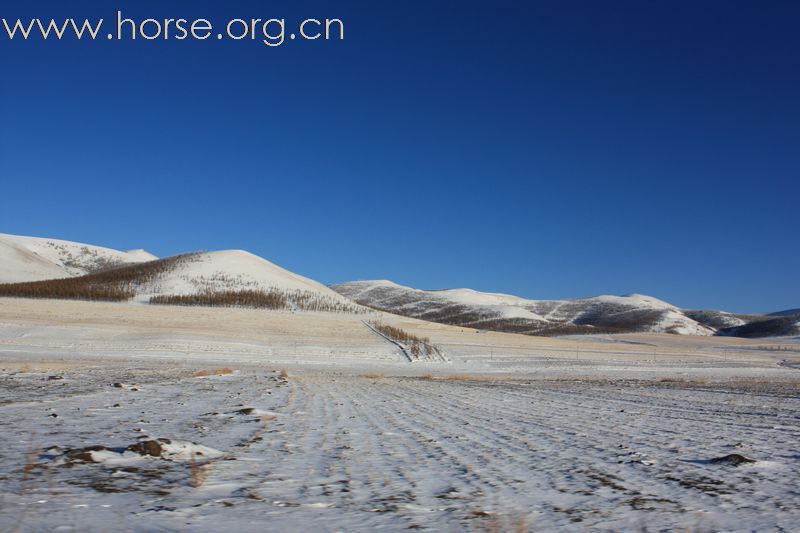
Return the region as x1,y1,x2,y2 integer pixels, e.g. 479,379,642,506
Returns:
151,289,366,314
0,280,134,301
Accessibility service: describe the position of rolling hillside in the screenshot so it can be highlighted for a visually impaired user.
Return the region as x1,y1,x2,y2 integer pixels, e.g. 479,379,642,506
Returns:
718,313,800,338
0,233,156,283
331,280,780,337
1,233,793,336
0,235,360,312
131,249,355,307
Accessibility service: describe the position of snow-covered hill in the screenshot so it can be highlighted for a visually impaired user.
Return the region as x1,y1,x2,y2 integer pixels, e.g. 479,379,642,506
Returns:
0,233,358,311
0,233,156,283
128,250,350,304
718,313,800,338
331,280,719,336
1,233,789,335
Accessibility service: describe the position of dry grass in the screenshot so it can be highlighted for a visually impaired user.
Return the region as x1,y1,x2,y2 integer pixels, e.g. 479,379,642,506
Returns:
21,448,37,483
417,373,518,383
443,374,486,381
473,511,528,532
280,369,289,379
193,368,235,378
9,444,46,531
189,454,208,488
360,373,385,379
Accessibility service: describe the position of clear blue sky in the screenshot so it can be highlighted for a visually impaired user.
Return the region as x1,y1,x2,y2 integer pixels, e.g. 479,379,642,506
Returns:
1,1,797,313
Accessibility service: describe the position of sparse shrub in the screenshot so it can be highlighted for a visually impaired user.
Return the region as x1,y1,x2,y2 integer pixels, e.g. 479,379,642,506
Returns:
369,321,442,360
193,370,211,378
213,368,234,376
189,455,207,488
280,370,289,378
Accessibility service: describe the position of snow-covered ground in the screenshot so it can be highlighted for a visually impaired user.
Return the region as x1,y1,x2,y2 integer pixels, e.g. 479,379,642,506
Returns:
0,298,798,531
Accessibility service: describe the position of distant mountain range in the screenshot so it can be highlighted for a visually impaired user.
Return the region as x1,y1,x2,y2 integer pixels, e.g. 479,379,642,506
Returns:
331,280,799,339
0,233,796,338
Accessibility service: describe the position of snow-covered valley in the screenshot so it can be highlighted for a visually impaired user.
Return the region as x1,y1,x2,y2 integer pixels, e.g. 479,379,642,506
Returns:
0,298,798,531
0,233,798,531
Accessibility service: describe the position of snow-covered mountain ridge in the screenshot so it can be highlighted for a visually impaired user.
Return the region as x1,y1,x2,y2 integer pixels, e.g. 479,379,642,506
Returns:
331,280,794,337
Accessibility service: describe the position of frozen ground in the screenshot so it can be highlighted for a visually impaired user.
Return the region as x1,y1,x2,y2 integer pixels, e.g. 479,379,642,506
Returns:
0,299,798,531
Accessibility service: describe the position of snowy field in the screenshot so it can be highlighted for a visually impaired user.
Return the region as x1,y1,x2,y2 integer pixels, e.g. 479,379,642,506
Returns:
0,298,798,531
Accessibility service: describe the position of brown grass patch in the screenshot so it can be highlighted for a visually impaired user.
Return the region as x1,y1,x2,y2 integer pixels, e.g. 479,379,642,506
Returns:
280,369,289,379
193,368,234,377
189,455,208,488
419,373,507,383
443,374,504,382
658,377,709,385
